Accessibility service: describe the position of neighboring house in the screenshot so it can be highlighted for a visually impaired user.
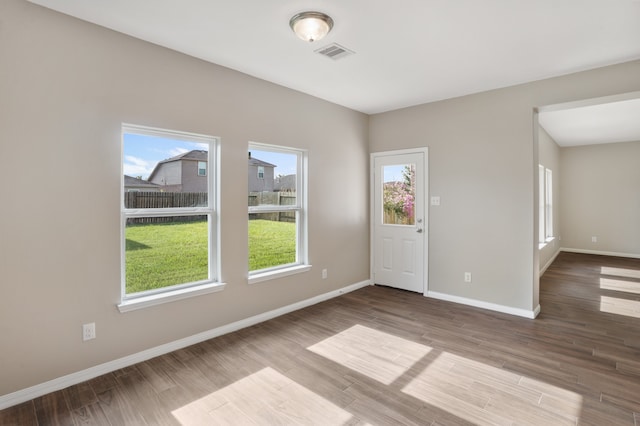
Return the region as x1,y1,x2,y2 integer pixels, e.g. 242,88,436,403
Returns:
248,152,276,192
148,150,208,192
148,150,277,193
274,174,296,192
123,175,161,192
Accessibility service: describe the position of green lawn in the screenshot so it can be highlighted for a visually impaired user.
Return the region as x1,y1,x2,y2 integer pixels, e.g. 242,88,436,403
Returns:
125,219,295,293
248,219,296,271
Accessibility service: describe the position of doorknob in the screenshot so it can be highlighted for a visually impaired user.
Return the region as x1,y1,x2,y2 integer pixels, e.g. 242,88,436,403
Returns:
416,228,423,233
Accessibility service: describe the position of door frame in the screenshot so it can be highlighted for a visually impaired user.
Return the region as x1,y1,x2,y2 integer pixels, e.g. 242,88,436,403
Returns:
370,147,429,296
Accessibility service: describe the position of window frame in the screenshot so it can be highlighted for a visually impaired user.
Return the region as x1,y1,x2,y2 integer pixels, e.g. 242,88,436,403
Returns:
538,164,554,247
545,168,553,239
198,161,207,176
248,142,310,284
257,166,265,179
119,124,223,312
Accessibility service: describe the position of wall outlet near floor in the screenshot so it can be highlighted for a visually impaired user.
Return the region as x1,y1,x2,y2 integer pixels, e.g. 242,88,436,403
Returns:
83,322,96,341
464,272,472,283
322,268,328,279
591,236,598,243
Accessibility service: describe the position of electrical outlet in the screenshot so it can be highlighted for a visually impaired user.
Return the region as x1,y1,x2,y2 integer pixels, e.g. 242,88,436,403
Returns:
322,268,328,279
464,272,472,283
591,236,597,243
83,323,96,341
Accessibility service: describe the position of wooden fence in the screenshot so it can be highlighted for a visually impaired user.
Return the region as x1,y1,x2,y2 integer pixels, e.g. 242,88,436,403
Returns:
249,192,296,223
125,191,296,224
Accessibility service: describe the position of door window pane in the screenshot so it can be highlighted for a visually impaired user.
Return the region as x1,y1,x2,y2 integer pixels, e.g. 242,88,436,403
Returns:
383,164,415,225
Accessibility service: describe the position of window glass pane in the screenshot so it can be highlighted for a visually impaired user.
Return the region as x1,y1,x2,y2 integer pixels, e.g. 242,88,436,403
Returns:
248,215,297,271
545,168,553,238
125,216,208,294
383,164,415,225
248,150,297,205
123,133,208,207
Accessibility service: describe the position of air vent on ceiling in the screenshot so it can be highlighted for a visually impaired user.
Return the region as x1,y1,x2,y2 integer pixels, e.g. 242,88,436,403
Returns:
315,43,355,61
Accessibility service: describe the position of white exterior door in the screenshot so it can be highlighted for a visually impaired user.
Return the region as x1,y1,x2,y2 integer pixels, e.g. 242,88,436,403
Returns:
372,149,427,293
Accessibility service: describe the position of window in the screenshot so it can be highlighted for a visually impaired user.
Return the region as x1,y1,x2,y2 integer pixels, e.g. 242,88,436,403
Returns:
539,165,553,244
248,143,309,282
382,163,416,226
545,168,553,239
198,161,207,176
120,124,222,311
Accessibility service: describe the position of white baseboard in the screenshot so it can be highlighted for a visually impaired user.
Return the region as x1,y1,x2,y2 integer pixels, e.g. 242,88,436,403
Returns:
427,291,540,319
561,248,640,259
0,279,371,410
540,249,561,275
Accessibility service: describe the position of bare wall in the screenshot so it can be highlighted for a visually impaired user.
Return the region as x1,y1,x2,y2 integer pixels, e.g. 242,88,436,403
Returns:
0,0,369,396
560,140,640,255
370,59,640,313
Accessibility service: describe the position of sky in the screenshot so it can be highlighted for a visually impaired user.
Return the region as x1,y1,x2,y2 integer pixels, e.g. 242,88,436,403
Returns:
123,133,297,180
383,164,409,183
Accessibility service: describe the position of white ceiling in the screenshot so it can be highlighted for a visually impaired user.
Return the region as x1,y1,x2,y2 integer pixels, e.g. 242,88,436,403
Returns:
27,0,640,115
539,96,640,147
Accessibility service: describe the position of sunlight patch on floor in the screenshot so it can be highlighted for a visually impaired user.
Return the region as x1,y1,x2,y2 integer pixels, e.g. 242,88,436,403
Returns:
600,266,640,280
401,352,583,426
171,367,355,425
600,295,640,318
307,324,432,385
600,277,640,295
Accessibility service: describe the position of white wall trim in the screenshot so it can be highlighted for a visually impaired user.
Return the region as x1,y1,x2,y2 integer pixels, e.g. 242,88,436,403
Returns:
427,291,540,319
539,249,561,275
0,279,371,410
561,247,640,259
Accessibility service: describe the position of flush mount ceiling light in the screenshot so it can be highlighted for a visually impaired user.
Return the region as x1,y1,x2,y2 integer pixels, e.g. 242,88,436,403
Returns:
289,11,334,42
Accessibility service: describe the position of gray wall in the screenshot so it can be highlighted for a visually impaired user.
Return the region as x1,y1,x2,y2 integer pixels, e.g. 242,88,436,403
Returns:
370,60,640,313
538,127,561,271
560,140,640,255
1,0,369,396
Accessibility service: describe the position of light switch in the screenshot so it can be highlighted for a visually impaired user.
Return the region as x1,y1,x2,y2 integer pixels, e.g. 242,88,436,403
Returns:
431,196,440,206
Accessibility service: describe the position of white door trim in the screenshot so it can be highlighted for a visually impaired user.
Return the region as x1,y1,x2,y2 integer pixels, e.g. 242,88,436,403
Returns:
370,147,429,296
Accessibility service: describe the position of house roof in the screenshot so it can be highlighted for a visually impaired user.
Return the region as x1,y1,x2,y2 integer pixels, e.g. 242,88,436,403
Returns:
124,175,161,188
158,149,208,164
249,157,276,168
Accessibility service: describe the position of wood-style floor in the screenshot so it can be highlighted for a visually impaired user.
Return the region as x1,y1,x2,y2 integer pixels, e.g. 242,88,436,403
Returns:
2,252,640,425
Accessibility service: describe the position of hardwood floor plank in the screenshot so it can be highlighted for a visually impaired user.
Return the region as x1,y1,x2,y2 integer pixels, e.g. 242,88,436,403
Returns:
33,390,74,426
63,381,97,411
0,401,38,426
72,402,110,426
96,386,146,425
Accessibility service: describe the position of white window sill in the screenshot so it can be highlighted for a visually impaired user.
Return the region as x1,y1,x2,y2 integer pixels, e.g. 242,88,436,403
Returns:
248,264,312,285
538,237,555,250
118,281,226,313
